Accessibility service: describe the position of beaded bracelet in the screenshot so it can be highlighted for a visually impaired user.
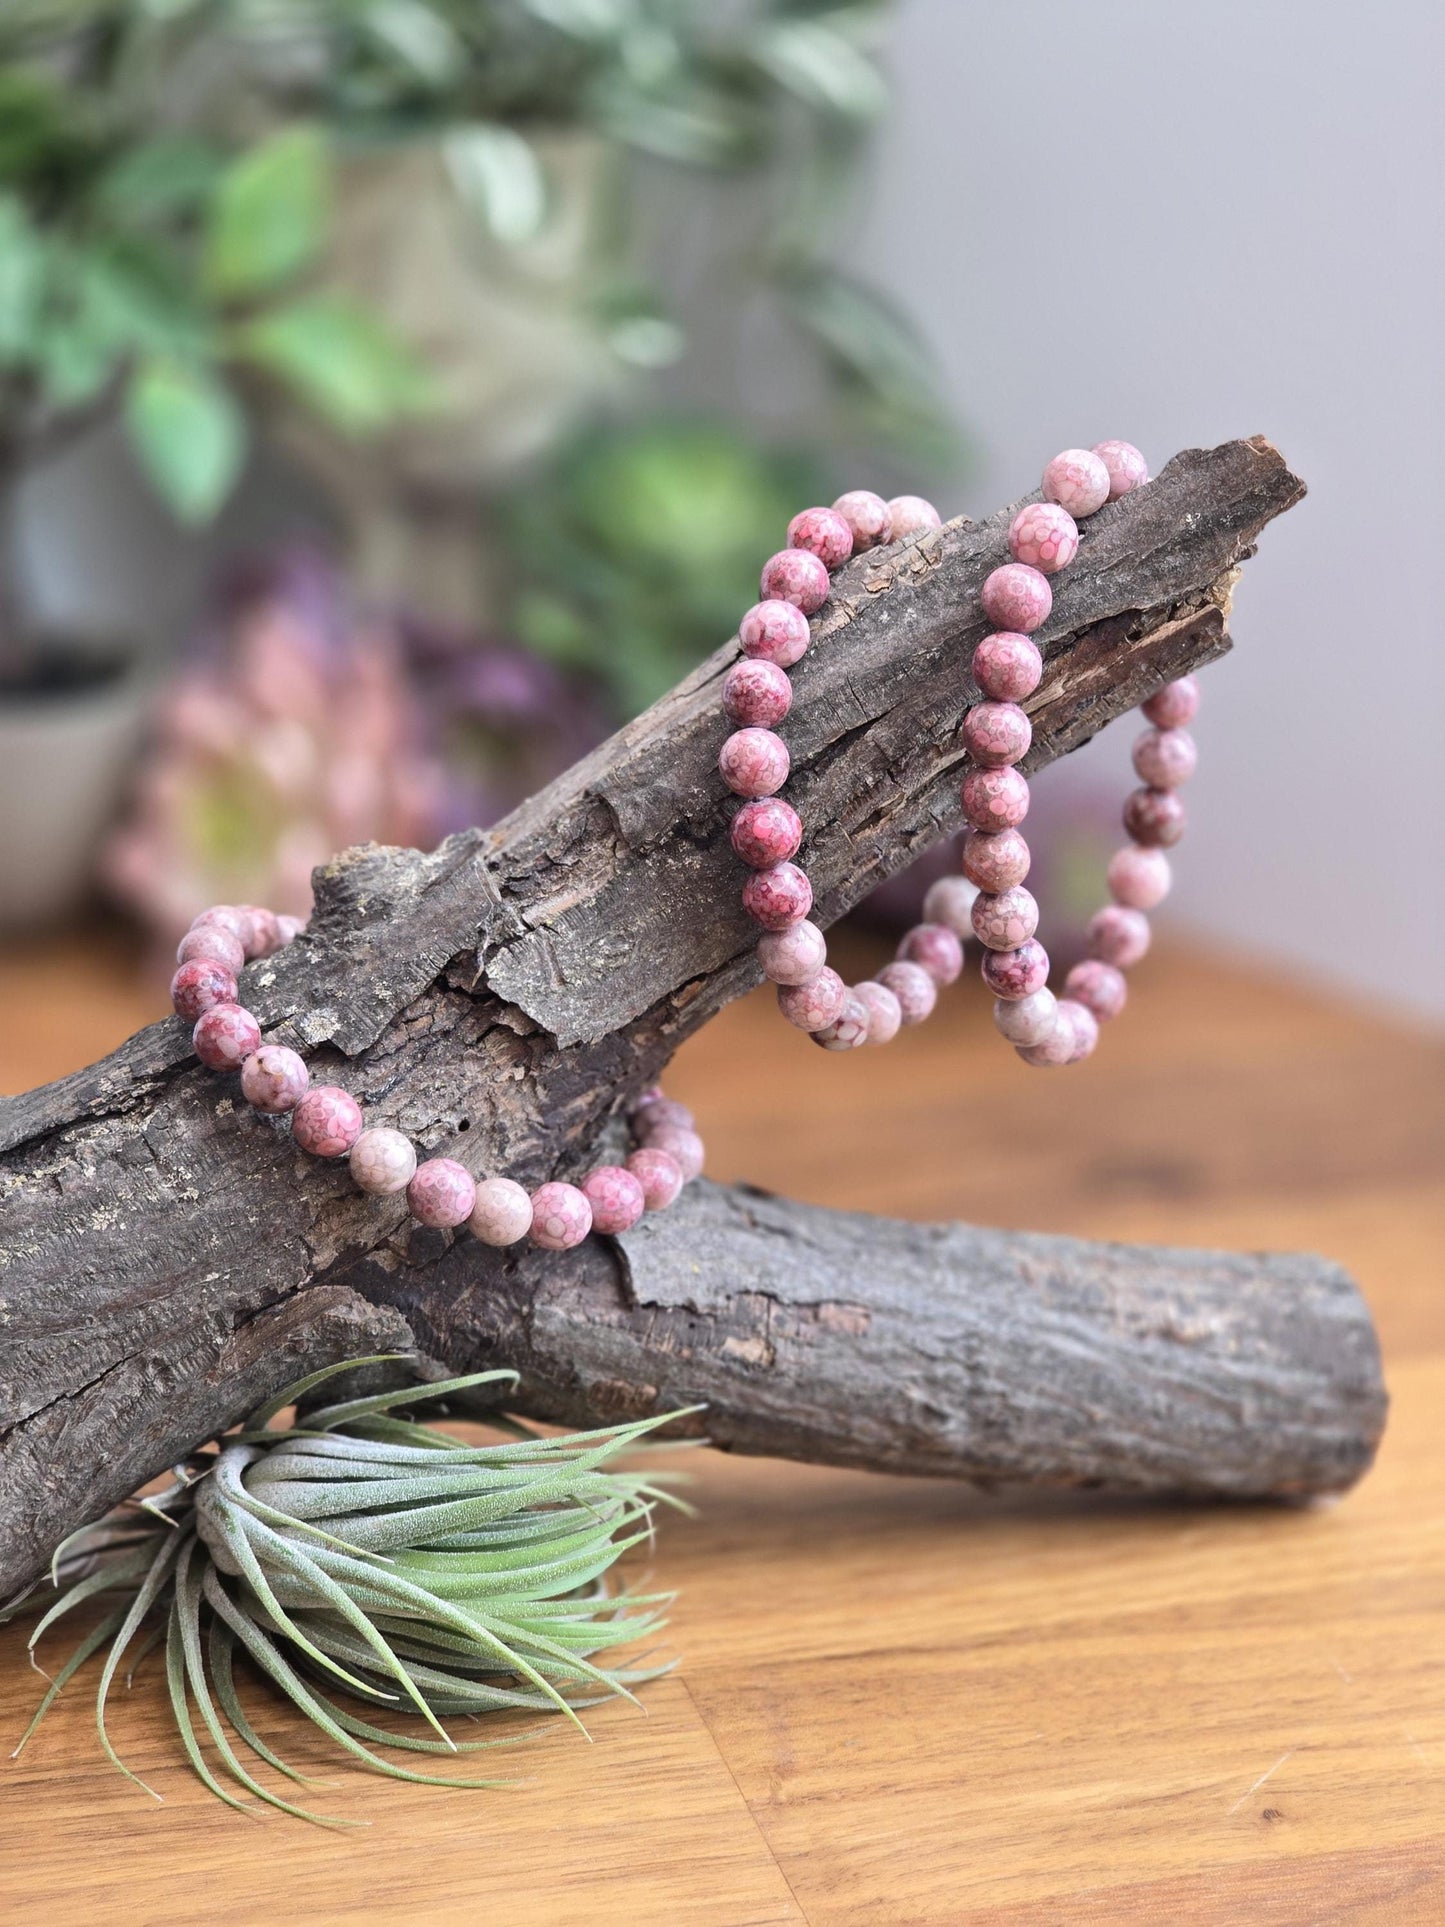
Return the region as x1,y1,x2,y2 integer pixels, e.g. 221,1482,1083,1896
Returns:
717,440,1198,1069
170,904,701,1249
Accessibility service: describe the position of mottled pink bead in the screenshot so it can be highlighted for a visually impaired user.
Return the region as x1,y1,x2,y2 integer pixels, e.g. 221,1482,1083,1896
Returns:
887,495,942,539
921,874,980,935
582,1165,647,1236
972,632,1043,703
240,1044,309,1115
276,914,306,946
760,547,830,614
831,489,892,550
1123,786,1186,849
853,979,902,1045
1133,725,1197,789
176,924,245,973
812,992,870,1052
1042,448,1111,519
786,506,853,570
992,986,1058,1046
723,658,793,728
971,886,1040,952
719,727,790,799
239,905,283,960
292,1085,364,1158
1093,440,1149,500
980,562,1052,633
349,1126,417,1195
634,1095,696,1137
962,828,1031,892
1107,844,1172,910
644,1125,705,1181
627,1147,685,1212
757,919,827,985
1019,999,1098,1068
191,904,249,946
1065,959,1128,1023
1062,999,1100,1063
876,959,937,1026
897,922,964,985
778,966,847,1032
961,765,1031,832
743,861,813,931
529,1181,592,1251
1141,675,1199,728
469,1176,534,1247
962,701,1032,769
192,1002,262,1071
981,938,1050,1000
1086,904,1152,969
739,599,810,668
171,958,238,1022
1008,502,1078,574
730,798,803,869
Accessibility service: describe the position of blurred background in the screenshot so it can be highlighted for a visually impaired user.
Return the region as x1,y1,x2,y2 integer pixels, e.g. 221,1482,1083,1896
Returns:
1,0,1441,1059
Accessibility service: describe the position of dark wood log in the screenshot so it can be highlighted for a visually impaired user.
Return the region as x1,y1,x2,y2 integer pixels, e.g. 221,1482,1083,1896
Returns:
0,436,1381,1603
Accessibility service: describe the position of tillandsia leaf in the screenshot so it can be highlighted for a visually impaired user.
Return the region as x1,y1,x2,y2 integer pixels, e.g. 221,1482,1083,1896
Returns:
13,1357,693,1824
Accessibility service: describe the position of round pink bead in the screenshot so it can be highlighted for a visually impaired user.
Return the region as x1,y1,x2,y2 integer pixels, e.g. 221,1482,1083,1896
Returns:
582,1165,647,1236
812,992,870,1052
633,1095,696,1137
192,1002,262,1071
407,1159,476,1229
921,874,980,935
961,764,1030,832
1019,999,1098,1068
757,919,827,985
1042,448,1111,519
171,958,238,1022
292,1085,364,1158
739,599,810,668
1093,440,1149,500
1123,786,1186,849
530,1181,592,1251
971,886,1040,952
981,938,1049,1000
887,495,942,539
831,489,892,551
723,658,793,728
1107,844,1172,911
743,861,813,931
981,563,1052,634
1141,675,1199,728
1062,999,1101,1063
719,727,789,799
876,959,937,1027
239,906,283,961
992,986,1058,1046
972,632,1043,703
853,979,902,1045
760,547,830,614
1133,725,1197,789
191,904,249,946
962,701,1032,769
469,1177,534,1247
276,914,306,946
349,1126,417,1195
962,828,1030,892
786,506,853,570
240,1044,308,1115
778,966,847,1032
644,1125,704,1182
730,798,803,869
897,922,964,986
627,1147,685,1212
1008,502,1078,574
1065,959,1128,1023
1086,905,1152,969
176,924,245,973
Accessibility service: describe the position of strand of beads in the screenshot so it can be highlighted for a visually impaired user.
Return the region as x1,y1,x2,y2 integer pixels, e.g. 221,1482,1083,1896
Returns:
172,904,702,1249
722,488,980,1052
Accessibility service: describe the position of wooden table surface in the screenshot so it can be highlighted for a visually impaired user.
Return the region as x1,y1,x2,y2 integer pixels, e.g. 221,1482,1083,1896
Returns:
2,926,1442,1925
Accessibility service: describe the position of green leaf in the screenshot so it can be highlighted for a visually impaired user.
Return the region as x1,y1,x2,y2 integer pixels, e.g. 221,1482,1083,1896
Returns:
124,359,247,523
237,295,433,436
444,125,548,246
0,193,44,360
204,125,330,299
751,17,889,123
99,135,223,221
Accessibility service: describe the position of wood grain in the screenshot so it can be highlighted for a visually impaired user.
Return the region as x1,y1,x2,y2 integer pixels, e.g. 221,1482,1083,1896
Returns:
2,927,1442,1923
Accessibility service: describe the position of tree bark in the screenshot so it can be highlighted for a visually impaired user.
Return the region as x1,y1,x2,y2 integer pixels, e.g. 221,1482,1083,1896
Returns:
0,435,1384,1602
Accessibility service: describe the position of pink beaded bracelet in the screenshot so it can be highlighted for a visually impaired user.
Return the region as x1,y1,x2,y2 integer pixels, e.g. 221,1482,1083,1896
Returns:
172,905,701,1249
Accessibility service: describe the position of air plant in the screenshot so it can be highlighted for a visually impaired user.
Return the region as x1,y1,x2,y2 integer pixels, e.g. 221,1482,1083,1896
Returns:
8,1358,694,1826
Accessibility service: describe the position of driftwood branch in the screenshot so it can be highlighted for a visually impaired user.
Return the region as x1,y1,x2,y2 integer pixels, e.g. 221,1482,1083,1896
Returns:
0,436,1383,1601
